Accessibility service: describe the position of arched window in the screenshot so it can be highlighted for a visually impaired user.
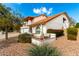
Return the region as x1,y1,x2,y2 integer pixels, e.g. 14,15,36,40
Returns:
36,25,40,34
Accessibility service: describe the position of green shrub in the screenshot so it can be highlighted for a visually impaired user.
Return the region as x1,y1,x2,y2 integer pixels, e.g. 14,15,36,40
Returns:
47,29,64,37
29,45,61,56
18,33,32,43
75,23,79,28
67,27,78,40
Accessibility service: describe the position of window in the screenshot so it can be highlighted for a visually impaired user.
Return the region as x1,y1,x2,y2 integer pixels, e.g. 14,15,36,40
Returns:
36,25,40,34
63,17,66,23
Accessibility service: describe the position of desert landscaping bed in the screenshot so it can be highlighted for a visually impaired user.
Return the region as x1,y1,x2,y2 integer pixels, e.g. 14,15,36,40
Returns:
1,36,79,56
1,32,79,56
0,37,33,56
51,36,79,56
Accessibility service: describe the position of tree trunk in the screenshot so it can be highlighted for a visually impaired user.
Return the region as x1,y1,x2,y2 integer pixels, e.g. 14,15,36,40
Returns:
5,26,8,40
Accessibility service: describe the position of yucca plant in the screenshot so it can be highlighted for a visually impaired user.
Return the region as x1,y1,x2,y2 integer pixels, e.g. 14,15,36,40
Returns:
29,45,61,56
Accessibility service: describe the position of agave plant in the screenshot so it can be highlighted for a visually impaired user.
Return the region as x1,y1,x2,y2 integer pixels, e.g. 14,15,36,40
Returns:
29,45,61,56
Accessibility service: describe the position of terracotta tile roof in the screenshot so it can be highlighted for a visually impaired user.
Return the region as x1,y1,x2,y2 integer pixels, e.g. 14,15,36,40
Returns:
29,12,70,27
39,14,47,17
24,14,47,21
24,16,34,21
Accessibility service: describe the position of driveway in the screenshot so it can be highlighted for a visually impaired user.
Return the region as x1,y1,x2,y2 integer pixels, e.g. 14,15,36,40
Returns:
50,35,79,56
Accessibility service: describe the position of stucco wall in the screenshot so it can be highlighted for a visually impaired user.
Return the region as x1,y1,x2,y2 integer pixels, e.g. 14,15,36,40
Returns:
32,27,36,33
32,25,47,34
20,28,29,33
45,14,69,30
27,20,32,25
32,35,56,46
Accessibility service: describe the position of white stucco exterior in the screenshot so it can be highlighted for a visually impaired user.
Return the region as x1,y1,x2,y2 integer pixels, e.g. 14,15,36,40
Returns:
20,28,29,33
27,20,32,25
63,19,69,29
45,14,69,30
32,25,47,34
20,26,29,33
20,12,70,34
32,34,56,46
20,12,70,46
32,27,36,33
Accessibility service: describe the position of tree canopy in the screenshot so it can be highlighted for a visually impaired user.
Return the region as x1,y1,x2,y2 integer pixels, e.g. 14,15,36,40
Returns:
0,4,23,40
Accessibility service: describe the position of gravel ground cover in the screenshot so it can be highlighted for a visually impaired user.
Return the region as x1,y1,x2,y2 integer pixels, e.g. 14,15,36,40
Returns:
0,36,33,56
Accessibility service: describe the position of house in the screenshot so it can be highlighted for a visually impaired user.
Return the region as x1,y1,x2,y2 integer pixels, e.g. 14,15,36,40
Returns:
20,12,70,35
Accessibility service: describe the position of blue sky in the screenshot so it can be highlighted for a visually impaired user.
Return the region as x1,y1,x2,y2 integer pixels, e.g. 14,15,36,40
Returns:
3,3,79,22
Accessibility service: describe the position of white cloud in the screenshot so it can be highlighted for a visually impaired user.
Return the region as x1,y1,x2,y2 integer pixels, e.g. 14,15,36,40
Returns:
33,8,42,14
33,7,53,15
41,7,47,13
47,8,53,15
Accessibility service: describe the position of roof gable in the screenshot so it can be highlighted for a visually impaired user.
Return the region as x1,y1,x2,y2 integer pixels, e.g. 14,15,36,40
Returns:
29,12,70,27
24,14,47,21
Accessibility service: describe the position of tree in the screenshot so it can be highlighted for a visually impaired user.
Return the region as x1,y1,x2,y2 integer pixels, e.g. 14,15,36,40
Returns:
0,4,15,40
12,11,23,32
69,17,76,26
75,23,79,28
0,4,23,40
